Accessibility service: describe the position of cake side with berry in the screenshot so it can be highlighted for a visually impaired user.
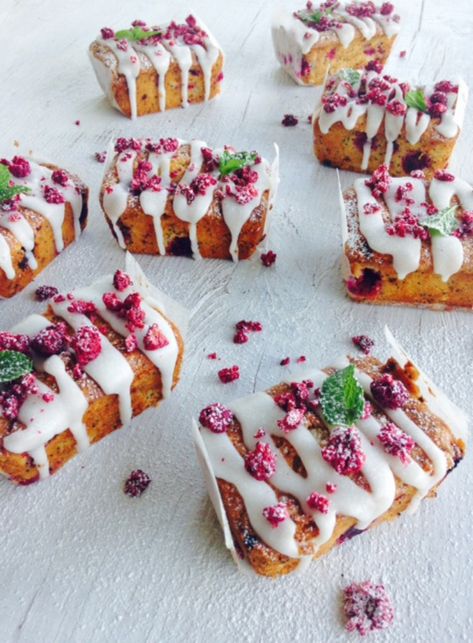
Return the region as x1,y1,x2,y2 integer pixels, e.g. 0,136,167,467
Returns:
0,157,88,299
0,258,184,484
100,138,279,261
89,16,224,119
272,1,400,86
313,70,467,177
342,166,473,309
194,330,467,576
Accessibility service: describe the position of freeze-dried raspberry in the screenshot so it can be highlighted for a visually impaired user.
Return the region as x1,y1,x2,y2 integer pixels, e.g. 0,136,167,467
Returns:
429,101,447,117
365,59,383,74
322,93,348,113
31,323,67,357
307,491,330,513
261,250,277,267
377,422,415,465
114,138,142,153
277,408,305,432
0,332,31,354
454,212,473,239
124,469,151,497
434,80,458,94
263,502,288,527
361,401,372,419
365,165,390,199
343,581,394,636
67,299,97,315
434,170,455,182
199,403,234,433
177,174,217,205
280,357,290,366
71,326,102,366
8,156,31,178
218,365,240,383
100,27,115,39
0,373,39,420
236,320,263,332
35,285,58,301
245,442,277,481
207,352,218,360
125,307,146,332
386,99,407,116
326,482,337,494
346,1,376,18
282,114,298,127
43,185,65,204
233,330,248,344
386,208,428,240
113,270,132,292
0,393,20,420
95,151,107,163
399,50,406,58
370,374,409,410
144,324,169,350
51,170,69,186
352,335,374,355
103,292,123,312
124,334,138,353
321,427,366,475
380,2,394,15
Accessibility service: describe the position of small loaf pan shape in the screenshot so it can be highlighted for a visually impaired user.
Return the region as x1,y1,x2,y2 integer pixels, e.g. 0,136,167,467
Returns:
0,256,185,484
0,156,88,299
89,15,224,119
100,137,279,261
313,69,467,177
194,329,467,577
272,1,400,86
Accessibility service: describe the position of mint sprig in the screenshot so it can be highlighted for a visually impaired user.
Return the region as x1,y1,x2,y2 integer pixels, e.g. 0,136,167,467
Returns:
0,350,33,384
320,364,365,427
405,89,429,113
340,68,361,87
219,151,258,177
422,205,459,237
0,165,30,204
115,27,162,42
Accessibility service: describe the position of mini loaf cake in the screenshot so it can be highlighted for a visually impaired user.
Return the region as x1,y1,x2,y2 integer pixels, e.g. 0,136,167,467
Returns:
194,329,467,577
89,15,224,119
100,137,279,261
314,70,467,177
342,165,473,309
0,157,88,299
272,1,400,86
0,257,184,484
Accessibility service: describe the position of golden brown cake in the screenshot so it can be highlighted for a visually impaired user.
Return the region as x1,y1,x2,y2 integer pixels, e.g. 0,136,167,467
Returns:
0,157,88,299
194,329,467,577
0,256,184,484
342,165,473,309
89,15,224,119
100,138,279,261
272,1,400,86
313,70,467,177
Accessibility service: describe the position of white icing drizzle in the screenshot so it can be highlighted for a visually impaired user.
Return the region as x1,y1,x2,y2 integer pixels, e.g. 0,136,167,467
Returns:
103,140,277,261
199,358,454,560
0,160,85,281
354,172,469,281
317,71,463,171
93,16,222,118
272,4,400,85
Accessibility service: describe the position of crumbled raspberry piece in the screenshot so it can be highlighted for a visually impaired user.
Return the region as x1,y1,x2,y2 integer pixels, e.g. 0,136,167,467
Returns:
434,80,458,94
218,365,240,384
361,401,372,419
380,2,394,15
0,373,39,421
346,1,376,18
429,91,448,106
131,19,147,27
32,323,67,356
101,27,115,39
262,502,288,527
326,482,337,494
177,174,217,205
261,250,277,267
35,285,58,301
199,403,234,434
454,211,473,239
254,428,266,439
399,50,406,58
301,58,311,77
386,207,428,241
297,355,306,364
429,101,447,117
233,330,248,344
370,374,409,410
51,170,69,186
307,491,330,513
144,324,169,350
277,408,305,433
8,156,31,178
377,422,415,465
363,203,381,215
113,270,132,292
434,170,455,182
282,114,298,127
71,326,102,366
114,138,142,153
124,469,151,497
280,357,290,366
365,59,383,74
343,581,394,636
0,332,31,354
43,185,65,204
236,320,263,333
322,427,366,475
386,99,407,116
67,299,96,315
0,393,20,420
365,165,390,199
95,151,107,163
125,306,146,332
42,393,55,403
352,335,374,355
322,93,348,113
103,291,123,312
245,441,277,481
207,352,218,360
124,334,138,353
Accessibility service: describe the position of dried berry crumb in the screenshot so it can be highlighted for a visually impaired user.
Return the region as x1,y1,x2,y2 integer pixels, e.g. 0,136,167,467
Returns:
352,335,374,355
281,114,298,127
207,352,218,360
262,502,288,527
199,403,234,433
399,50,406,58
143,324,169,351
261,250,277,267
35,285,58,302
343,581,394,636
377,422,415,465
277,408,305,432
124,469,151,497
322,427,366,476
218,365,240,384
233,330,249,344
74,120,80,126
326,482,337,494
245,441,277,481
71,326,102,366
371,374,409,410
280,357,290,366
95,151,107,163
307,491,330,513
113,270,133,292
297,355,306,363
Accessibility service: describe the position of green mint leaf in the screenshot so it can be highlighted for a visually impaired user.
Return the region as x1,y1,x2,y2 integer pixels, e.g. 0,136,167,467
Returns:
310,11,323,23
340,68,361,87
320,364,365,427
219,151,258,177
0,350,33,384
405,89,429,113
0,164,30,204
422,205,459,237
115,27,162,42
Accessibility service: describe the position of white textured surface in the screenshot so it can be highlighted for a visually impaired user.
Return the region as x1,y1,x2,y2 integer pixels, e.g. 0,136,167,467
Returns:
0,1,472,641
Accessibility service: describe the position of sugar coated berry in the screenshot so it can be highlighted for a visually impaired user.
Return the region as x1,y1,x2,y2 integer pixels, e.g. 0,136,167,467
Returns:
95,151,107,163
43,185,65,204
31,324,67,357
124,469,151,497
124,334,138,353
429,101,447,117
199,403,234,434
434,170,455,182
71,326,102,366
67,299,97,315
352,335,374,355
326,482,337,494
282,114,298,127
51,170,69,186
113,270,133,292
245,441,277,481
261,250,277,267
103,291,123,312
35,285,58,301
218,365,240,384
100,27,115,39
277,408,305,432
0,331,31,354
8,156,31,178
365,164,390,198
377,422,415,465
343,581,394,636
263,502,288,527
321,427,366,476
280,357,290,366
143,324,169,350
233,330,248,344
386,99,407,116
346,1,376,18
434,80,458,94
370,374,409,410
236,320,263,333
380,2,394,15
365,59,383,74
307,491,330,513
